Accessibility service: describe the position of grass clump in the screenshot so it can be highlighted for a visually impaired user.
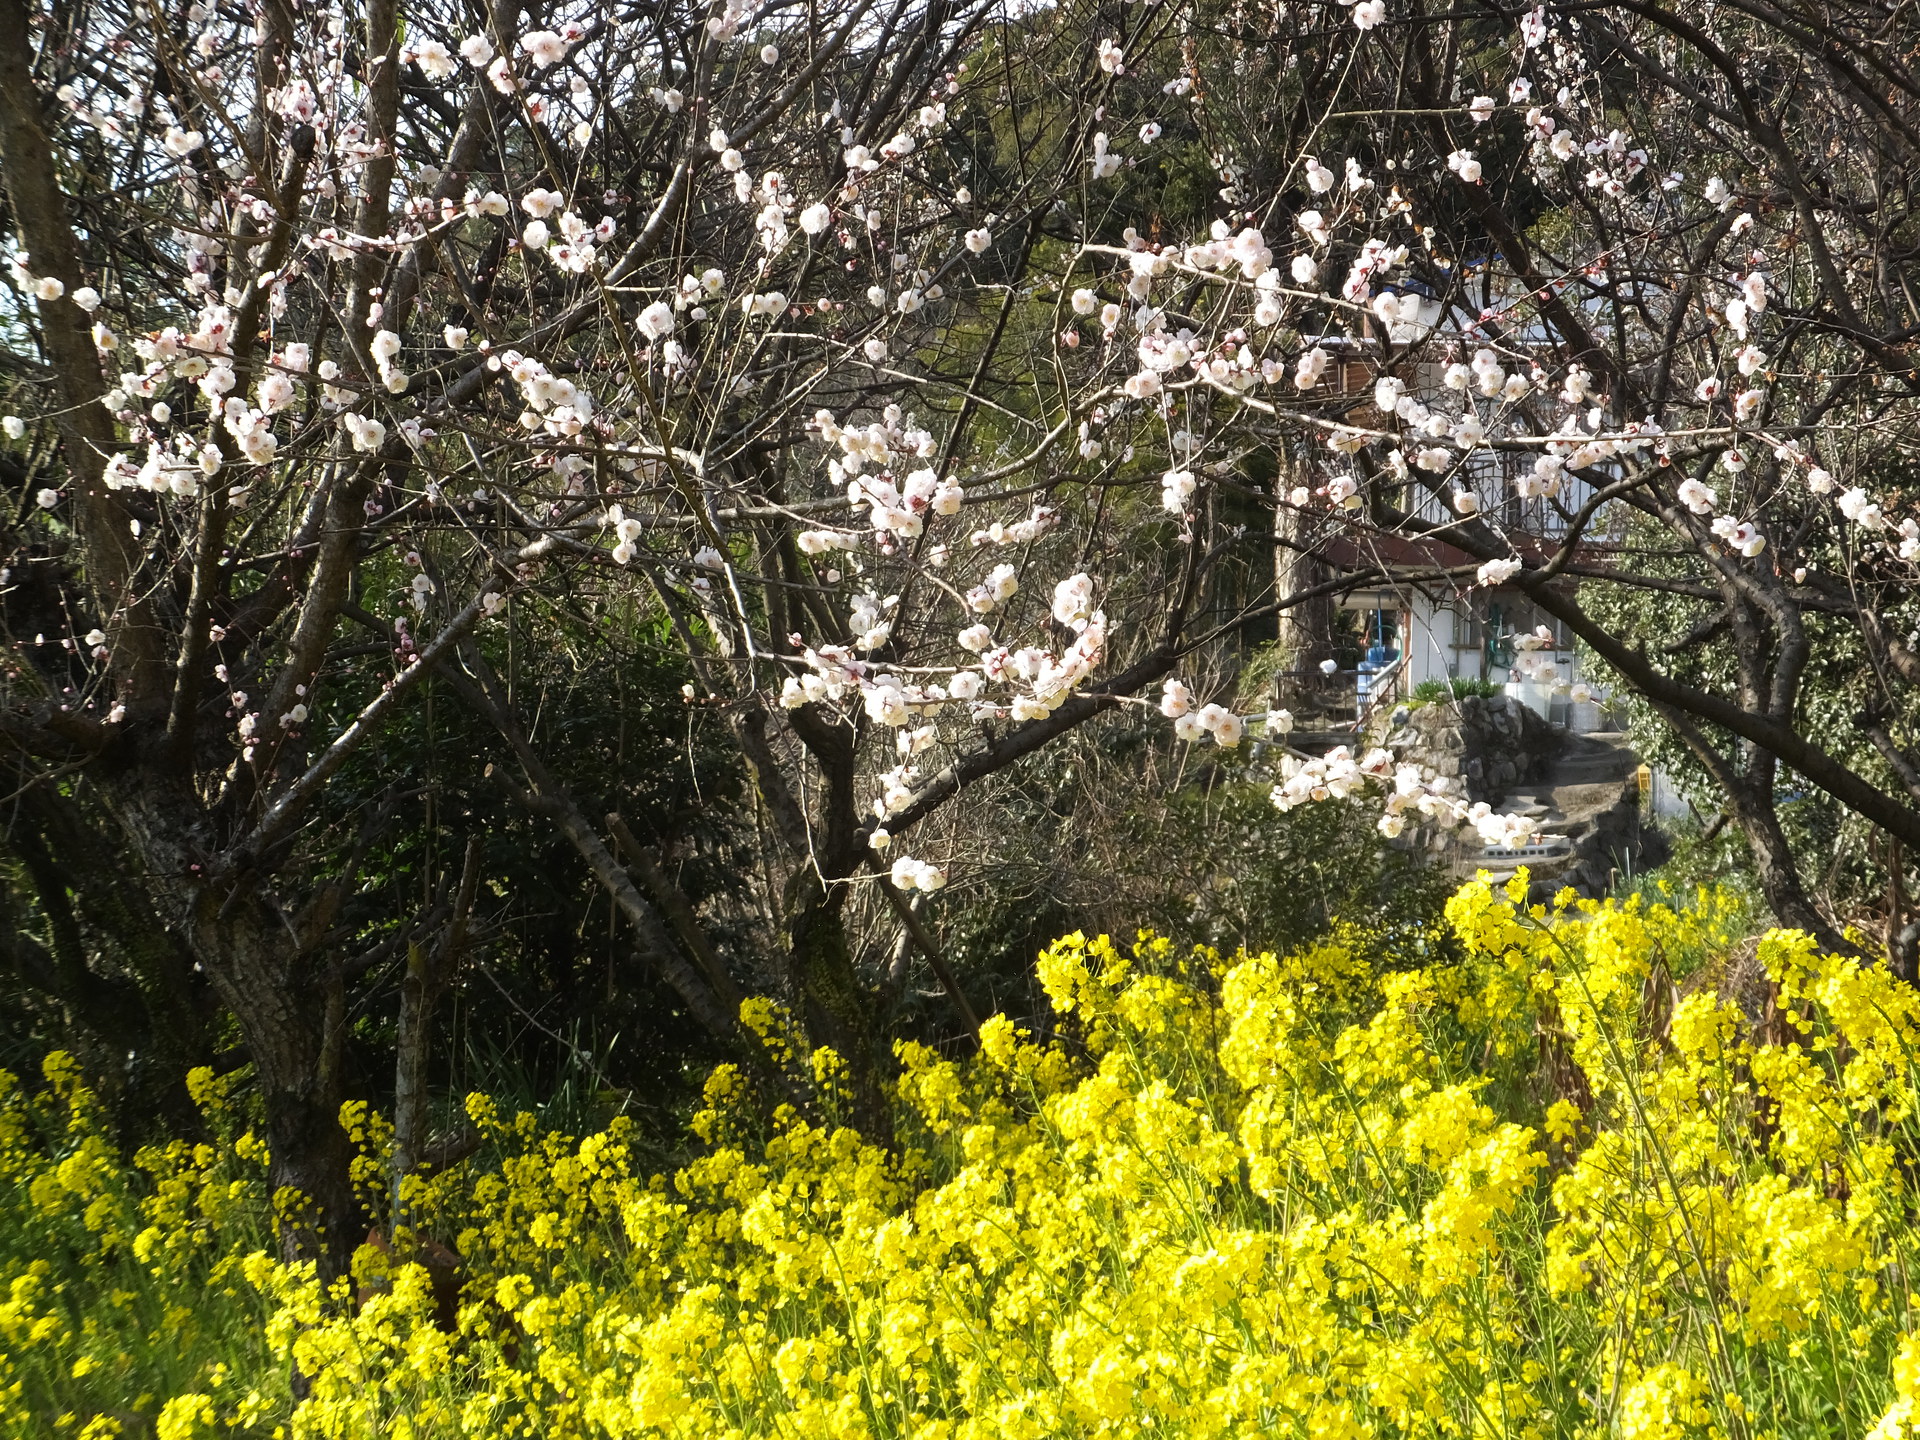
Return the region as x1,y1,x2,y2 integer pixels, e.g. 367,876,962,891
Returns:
1408,676,1503,708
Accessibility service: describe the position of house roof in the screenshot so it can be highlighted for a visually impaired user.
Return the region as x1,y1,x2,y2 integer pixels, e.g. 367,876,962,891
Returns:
1316,529,1616,584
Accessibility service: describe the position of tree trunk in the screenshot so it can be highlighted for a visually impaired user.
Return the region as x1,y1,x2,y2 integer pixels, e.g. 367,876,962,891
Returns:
207,913,360,1278
259,1059,359,1279
391,941,433,1233
392,840,480,1233
1725,775,1854,960
107,778,366,1281
1273,460,1333,707
784,869,890,1140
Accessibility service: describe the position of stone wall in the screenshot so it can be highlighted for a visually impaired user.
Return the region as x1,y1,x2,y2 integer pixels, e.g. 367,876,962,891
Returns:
1547,780,1673,901
1382,694,1561,806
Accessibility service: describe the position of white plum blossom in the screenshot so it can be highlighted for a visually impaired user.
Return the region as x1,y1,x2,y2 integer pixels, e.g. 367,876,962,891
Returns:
1051,573,1096,626
519,30,569,67
1090,132,1122,179
1711,516,1767,557
797,529,860,555
890,856,947,891
257,371,296,412
1676,478,1717,514
637,302,675,341
1187,703,1244,746
342,413,386,453
1161,468,1197,512
407,39,457,78
1838,487,1886,530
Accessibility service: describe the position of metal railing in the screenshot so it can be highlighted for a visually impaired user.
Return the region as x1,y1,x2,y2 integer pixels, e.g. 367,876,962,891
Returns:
1355,654,1408,728
1270,659,1408,735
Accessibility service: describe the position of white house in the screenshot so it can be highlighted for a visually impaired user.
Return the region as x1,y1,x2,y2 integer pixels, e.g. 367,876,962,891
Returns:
1306,296,1622,733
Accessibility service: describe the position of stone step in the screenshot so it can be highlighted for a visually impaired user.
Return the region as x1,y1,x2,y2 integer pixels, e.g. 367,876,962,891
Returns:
1554,761,1633,783
1482,838,1572,861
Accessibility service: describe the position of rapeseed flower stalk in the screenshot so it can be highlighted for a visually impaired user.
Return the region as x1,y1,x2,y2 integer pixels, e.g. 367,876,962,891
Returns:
7,876,1920,1435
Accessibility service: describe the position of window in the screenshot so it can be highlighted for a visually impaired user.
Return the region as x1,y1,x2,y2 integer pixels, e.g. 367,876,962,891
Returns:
1450,607,1481,649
